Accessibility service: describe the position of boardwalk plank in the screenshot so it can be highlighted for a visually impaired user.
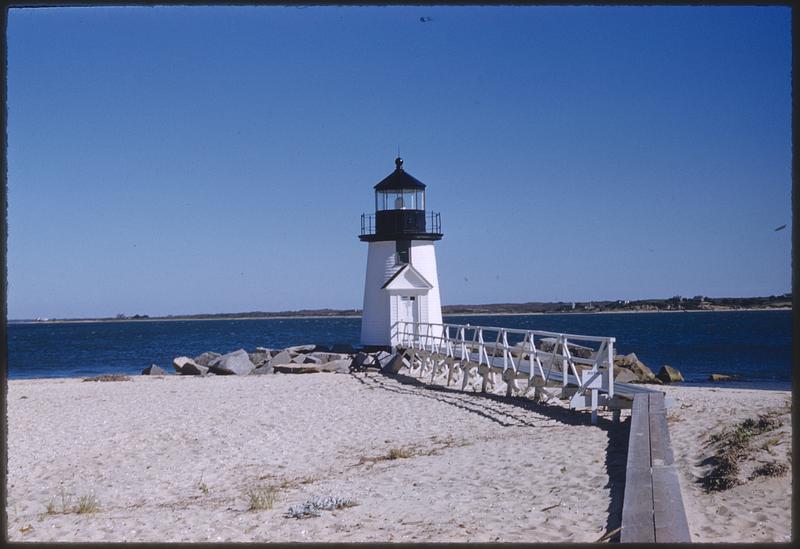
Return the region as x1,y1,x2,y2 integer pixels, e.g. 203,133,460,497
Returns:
648,393,674,467
621,394,655,543
652,465,692,542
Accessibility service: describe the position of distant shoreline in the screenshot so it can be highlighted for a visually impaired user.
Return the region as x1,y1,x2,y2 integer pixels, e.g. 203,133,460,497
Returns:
10,307,791,325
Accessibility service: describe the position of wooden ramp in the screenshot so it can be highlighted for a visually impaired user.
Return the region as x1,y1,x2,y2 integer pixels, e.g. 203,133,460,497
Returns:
621,392,691,543
393,321,690,543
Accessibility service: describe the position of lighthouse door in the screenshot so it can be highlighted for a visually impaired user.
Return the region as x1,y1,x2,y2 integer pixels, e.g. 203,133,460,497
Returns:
398,295,418,339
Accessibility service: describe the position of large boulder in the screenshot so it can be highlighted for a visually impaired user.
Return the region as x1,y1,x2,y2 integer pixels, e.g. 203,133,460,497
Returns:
375,351,393,369
319,359,352,373
193,352,221,367
381,353,408,374
291,353,321,364
248,352,270,367
250,363,274,375
537,338,593,359
656,365,684,384
286,344,317,354
613,368,640,384
142,364,168,376
269,350,293,366
308,352,336,363
614,353,660,383
173,356,208,376
208,349,255,376
709,373,742,382
351,352,375,370
273,363,333,374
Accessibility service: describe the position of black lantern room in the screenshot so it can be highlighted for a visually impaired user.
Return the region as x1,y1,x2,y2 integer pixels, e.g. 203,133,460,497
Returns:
359,157,442,244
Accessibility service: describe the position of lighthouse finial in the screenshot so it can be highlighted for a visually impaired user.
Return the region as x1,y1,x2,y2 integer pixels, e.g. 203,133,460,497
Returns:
395,156,403,170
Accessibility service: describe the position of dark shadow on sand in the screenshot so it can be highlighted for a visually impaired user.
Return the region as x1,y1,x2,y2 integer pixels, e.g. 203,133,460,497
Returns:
350,369,629,541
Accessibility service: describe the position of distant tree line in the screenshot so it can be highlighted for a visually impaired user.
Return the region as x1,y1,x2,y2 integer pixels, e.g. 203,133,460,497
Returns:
43,294,789,322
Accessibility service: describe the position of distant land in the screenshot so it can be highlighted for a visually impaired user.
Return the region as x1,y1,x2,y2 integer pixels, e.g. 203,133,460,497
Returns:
12,294,792,323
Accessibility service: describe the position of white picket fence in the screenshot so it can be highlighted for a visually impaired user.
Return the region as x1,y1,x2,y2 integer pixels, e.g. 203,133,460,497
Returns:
392,321,616,424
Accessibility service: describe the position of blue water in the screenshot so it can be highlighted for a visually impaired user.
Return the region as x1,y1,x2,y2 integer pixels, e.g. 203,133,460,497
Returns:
6,310,793,385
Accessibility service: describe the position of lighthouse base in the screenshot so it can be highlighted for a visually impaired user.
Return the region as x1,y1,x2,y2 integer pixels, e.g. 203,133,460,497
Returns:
360,240,443,348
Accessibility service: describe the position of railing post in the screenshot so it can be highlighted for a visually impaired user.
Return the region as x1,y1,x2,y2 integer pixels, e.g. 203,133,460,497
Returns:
607,338,615,399
560,336,568,389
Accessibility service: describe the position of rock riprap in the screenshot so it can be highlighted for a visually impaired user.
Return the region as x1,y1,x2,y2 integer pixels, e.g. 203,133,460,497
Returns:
208,349,255,376
159,344,394,377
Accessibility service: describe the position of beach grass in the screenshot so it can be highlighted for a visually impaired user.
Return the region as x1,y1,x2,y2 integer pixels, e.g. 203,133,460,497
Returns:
244,485,276,511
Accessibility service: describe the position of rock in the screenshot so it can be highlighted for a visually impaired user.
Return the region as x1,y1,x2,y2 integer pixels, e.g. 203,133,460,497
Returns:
303,355,323,364
273,363,333,374
142,364,168,376
381,353,408,374
173,357,208,376
615,352,639,367
248,351,270,366
613,368,640,384
537,338,593,359
319,359,351,373
614,353,659,383
255,347,272,354
193,352,221,367
308,352,334,362
709,373,742,382
250,363,274,375
357,352,375,366
269,350,293,366
286,344,317,354
291,354,309,364
208,349,255,376
375,351,393,369
657,365,684,383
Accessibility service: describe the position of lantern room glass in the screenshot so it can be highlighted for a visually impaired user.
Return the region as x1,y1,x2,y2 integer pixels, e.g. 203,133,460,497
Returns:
375,190,425,211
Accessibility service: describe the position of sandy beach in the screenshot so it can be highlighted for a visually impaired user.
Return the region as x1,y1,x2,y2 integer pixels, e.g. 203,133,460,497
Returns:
5,370,792,542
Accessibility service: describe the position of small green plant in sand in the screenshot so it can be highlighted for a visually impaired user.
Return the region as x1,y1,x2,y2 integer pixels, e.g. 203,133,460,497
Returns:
749,462,789,480
701,412,786,492
75,494,99,514
245,485,276,511
44,488,99,515
196,474,209,495
386,447,414,460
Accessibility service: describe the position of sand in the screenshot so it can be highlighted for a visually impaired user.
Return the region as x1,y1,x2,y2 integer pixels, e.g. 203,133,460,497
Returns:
659,384,792,543
5,371,792,542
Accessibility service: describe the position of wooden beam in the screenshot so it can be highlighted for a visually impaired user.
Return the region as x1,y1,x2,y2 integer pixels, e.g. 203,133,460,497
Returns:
649,393,691,542
621,394,655,543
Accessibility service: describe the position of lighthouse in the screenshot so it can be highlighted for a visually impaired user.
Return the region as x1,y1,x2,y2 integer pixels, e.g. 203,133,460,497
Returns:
359,157,444,349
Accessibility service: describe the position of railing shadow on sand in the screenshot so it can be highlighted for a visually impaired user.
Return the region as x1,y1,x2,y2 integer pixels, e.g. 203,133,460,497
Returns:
349,369,629,542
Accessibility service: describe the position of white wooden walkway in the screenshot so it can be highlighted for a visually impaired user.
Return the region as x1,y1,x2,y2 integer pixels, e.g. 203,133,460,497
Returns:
394,321,659,424
392,321,690,543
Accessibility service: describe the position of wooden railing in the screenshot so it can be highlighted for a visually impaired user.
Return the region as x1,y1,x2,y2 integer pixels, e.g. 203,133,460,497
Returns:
393,321,616,424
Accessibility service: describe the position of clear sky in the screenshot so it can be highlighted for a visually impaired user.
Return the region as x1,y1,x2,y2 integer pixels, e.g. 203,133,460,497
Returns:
6,5,792,319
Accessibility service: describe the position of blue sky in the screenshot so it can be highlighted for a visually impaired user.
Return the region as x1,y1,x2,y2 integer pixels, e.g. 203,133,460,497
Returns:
6,5,792,318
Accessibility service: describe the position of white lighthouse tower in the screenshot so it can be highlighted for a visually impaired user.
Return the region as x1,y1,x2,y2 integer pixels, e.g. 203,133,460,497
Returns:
359,157,444,349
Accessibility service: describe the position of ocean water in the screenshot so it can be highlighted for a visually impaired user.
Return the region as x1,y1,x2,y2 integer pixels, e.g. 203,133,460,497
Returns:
5,310,793,385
